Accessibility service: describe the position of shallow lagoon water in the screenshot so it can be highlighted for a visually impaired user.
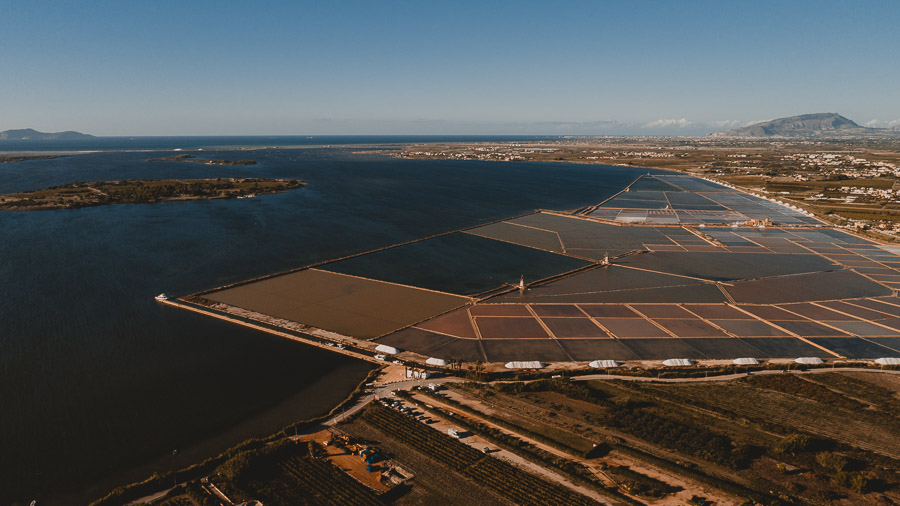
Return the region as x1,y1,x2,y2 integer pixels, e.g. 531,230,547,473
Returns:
0,145,653,502
321,232,591,296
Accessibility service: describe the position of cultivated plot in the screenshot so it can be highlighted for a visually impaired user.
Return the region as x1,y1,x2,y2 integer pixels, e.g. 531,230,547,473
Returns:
204,269,469,338
617,338,710,360
723,270,891,304
193,172,900,364
464,221,563,253
495,280,729,304
682,338,774,359
476,317,550,339
470,212,702,259
383,295,900,361
481,339,571,362
491,265,729,304
556,339,642,361
541,317,610,338
616,252,838,282
807,337,900,359
320,232,590,296
590,175,820,225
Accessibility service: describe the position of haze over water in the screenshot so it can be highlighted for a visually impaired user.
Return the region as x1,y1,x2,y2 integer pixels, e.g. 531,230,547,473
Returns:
0,139,660,503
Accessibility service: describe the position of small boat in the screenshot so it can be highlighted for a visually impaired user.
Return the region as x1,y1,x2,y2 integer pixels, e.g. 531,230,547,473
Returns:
155,293,168,301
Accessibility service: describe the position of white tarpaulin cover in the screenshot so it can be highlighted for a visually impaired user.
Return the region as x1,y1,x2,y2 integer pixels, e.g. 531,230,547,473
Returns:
375,344,399,355
875,357,900,365
589,360,621,368
505,361,544,369
794,357,823,365
426,357,448,366
662,358,693,367
733,357,759,365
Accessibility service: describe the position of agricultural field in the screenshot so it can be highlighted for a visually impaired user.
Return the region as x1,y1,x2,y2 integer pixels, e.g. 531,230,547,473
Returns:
207,439,384,505
347,402,596,505
339,416,513,506
447,372,900,505
112,371,898,506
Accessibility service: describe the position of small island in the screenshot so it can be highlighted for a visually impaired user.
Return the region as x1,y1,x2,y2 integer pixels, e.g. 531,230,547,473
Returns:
0,128,93,140
148,154,256,165
0,178,304,210
1,154,70,163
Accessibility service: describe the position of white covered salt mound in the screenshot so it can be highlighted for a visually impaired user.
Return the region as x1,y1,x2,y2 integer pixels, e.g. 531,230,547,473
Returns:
662,358,693,367
375,344,399,355
589,360,621,368
505,361,544,369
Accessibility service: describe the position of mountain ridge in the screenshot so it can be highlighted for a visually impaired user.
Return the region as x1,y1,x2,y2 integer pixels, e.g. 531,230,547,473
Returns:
0,128,94,140
709,113,897,139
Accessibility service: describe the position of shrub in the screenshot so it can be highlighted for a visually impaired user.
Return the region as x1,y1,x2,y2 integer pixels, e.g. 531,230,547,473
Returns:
775,434,813,456
849,473,869,494
815,452,848,473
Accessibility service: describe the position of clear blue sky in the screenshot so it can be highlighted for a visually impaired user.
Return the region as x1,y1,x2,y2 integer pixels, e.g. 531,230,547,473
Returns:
2,0,898,135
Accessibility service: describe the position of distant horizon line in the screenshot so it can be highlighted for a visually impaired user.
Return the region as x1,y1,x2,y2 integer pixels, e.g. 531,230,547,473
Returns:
1,133,711,138
4,112,896,138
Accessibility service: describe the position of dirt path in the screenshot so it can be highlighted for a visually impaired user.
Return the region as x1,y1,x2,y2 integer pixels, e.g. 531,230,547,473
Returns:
572,367,900,384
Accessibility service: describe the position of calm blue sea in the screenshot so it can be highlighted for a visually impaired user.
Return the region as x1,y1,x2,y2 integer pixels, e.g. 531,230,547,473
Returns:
0,138,658,503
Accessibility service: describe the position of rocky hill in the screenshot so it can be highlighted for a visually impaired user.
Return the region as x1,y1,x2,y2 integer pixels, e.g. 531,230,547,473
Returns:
0,128,93,140
710,113,896,139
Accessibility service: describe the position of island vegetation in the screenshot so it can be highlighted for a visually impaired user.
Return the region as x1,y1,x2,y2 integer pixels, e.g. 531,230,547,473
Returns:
148,153,256,165
0,178,304,210
0,154,70,163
